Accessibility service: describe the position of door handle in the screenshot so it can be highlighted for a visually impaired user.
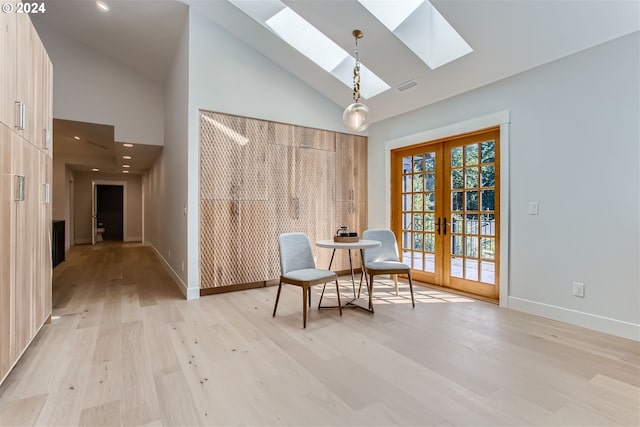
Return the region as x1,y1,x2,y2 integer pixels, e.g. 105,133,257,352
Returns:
436,217,441,235
443,218,448,235
15,101,25,130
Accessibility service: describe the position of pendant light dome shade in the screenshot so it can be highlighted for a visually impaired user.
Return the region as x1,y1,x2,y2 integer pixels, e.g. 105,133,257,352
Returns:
343,102,370,132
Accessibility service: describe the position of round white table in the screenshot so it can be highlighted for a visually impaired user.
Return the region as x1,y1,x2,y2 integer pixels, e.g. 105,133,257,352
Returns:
315,239,381,313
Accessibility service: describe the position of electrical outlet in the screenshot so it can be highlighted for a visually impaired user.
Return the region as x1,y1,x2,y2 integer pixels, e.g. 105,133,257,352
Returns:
572,282,585,297
168,249,171,259
181,261,185,272
528,201,539,215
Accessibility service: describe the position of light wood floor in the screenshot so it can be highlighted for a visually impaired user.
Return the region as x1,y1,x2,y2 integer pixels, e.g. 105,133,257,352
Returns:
0,243,638,426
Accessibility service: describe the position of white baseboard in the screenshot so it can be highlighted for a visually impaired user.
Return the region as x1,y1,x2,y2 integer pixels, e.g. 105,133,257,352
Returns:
124,236,142,242
146,243,199,300
508,296,640,341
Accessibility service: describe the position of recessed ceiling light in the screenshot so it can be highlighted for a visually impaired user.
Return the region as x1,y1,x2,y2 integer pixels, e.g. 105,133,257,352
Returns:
74,136,80,140
123,170,129,174
96,1,110,13
122,155,131,160
91,168,99,172
122,143,133,148
123,165,130,168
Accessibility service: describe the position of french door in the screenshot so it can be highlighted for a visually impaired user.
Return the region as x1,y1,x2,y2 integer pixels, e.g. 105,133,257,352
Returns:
391,128,500,299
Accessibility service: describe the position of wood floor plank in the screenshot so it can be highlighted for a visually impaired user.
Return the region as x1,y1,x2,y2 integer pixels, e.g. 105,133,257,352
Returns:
0,242,637,427
78,400,121,427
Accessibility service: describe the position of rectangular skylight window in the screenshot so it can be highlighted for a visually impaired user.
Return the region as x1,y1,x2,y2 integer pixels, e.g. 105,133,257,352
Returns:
266,7,348,73
228,0,391,99
358,0,472,69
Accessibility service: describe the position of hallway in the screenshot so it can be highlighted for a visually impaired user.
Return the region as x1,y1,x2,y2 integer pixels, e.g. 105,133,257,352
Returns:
0,243,638,426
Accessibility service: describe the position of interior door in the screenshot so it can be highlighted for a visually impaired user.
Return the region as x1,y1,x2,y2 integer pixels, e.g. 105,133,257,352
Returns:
391,127,500,300
91,181,96,245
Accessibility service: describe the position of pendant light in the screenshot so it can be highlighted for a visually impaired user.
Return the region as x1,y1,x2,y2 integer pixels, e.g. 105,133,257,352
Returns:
343,30,370,132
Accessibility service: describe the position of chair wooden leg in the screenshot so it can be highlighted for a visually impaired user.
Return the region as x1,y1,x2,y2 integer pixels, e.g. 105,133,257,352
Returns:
302,286,308,328
393,274,399,296
308,288,311,307
273,281,283,317
408,271,415,307
335,279,342,316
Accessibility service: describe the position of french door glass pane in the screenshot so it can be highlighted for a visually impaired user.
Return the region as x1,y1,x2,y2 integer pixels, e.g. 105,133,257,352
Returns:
413,155,424,172
466,191,478,211
481,237,495,260
451,257,463,277
425,253,435,273
481,141,495,163
413,214,423,231
413,253,423,270
465,259,479,281
481,214,495,236
465,144,478,166
451,213,463,233
465,167,479,188
425,234,435,252
480,261,495,284
425,213,435,232
481,190,495,211
403,174,411,191
481,165,495,187
413,174,424,192
403,213,411,230
451,170,463,189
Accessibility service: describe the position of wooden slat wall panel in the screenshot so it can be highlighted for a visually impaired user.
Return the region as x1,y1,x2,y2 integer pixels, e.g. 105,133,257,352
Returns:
200,112,241,201
199,110,366,293
267,144,297,280
298,147,335,270
294,126,335,151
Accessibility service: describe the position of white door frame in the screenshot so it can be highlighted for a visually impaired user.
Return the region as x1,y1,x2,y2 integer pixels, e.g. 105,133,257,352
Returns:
91,180,128,244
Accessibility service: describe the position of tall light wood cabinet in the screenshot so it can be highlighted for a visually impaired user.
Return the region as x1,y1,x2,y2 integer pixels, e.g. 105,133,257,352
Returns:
199,111,365,294
0,7,52,385
0,126,12,379
335,133,368,271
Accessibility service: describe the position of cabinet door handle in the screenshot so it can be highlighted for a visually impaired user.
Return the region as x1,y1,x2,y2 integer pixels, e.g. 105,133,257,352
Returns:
15,101,25,130
43,128,51,152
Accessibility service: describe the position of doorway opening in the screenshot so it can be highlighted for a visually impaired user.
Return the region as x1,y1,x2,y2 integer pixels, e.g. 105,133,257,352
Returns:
91,180,127,244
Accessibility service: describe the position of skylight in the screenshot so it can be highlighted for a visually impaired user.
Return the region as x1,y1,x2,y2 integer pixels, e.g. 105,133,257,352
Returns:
229,0,391,99
358,0,472,69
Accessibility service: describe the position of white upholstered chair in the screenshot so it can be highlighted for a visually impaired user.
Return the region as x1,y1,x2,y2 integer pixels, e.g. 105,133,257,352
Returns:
273,233,342,328
361,229,415,312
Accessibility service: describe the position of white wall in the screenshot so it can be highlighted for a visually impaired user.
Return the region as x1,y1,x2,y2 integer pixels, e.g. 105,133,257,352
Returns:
34,24,164,147
73,172,143,244
368,32,640,340
183,10,347,292
143,12,192,297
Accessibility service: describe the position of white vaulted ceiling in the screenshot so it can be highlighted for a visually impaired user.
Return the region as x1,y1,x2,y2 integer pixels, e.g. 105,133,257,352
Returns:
33,0,639,123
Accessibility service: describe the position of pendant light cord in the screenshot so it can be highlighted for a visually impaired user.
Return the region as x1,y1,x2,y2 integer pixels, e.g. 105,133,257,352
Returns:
353,35,361,103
